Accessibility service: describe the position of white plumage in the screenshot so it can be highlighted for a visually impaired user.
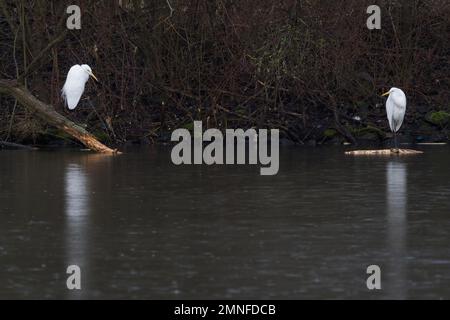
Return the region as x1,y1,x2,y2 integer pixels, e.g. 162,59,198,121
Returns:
382,87,406,148
61,64,98,110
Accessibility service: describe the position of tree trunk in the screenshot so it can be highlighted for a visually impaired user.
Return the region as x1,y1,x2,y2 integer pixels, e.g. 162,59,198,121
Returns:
0,79,118,154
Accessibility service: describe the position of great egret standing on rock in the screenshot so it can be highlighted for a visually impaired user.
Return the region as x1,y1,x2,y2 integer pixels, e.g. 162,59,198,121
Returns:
62,64,98,110
382,87,406,149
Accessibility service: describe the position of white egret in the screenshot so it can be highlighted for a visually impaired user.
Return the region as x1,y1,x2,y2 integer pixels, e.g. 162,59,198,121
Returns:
61,64,98,110
381,87,406,149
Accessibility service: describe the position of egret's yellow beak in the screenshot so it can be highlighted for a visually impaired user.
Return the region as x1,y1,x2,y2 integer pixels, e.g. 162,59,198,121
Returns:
381,91,390,97
89,72,99,82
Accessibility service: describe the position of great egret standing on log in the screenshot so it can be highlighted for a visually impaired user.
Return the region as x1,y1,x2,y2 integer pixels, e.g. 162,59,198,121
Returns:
381,87,406,149
62,64,98,110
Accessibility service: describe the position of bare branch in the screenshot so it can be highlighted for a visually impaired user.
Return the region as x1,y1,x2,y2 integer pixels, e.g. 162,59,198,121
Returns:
0,1,17,34
18,29,67,83
166,0,174,17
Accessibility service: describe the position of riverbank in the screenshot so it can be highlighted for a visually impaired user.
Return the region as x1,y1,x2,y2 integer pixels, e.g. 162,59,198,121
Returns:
0,114,449,150
0,105,448,151
0,2,448,150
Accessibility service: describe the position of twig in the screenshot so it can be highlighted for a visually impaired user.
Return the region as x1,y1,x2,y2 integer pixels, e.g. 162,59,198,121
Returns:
20,0,27,88
5,25,21,142
5,100,17,142
18,29,67,83
0,1,16,35
166,0,174,17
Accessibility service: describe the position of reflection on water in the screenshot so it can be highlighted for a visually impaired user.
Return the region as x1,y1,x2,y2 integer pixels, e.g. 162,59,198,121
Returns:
65,163,89,217
1,147,450,299
65,163,89,298
386,161,407,299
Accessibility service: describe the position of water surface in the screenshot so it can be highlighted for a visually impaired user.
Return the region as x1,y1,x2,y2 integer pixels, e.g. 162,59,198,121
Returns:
1,146,450,299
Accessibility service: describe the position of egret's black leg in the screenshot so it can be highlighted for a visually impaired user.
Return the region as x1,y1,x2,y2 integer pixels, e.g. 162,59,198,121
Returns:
391,118,398,150
394,130,398,149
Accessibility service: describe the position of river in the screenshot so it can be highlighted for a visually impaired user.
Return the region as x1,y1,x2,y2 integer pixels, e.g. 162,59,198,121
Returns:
1,146,450,299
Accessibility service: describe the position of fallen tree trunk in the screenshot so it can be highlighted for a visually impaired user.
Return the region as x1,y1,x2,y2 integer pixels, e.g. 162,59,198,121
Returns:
0,79,118,154
345,148,423,155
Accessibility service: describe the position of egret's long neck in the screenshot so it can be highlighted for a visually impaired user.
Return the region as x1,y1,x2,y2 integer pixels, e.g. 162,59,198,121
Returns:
81,72,90,84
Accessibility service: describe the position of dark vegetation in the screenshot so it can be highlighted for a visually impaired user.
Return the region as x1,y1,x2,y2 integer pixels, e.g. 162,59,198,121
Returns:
0,0,449,147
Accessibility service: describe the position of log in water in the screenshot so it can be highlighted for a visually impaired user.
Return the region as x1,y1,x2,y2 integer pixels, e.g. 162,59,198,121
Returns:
345,148,424,155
